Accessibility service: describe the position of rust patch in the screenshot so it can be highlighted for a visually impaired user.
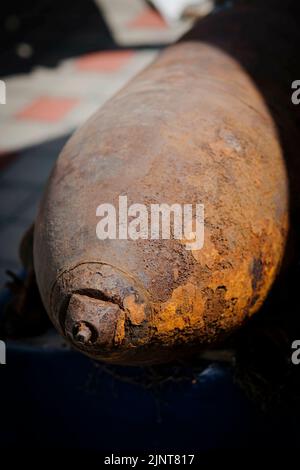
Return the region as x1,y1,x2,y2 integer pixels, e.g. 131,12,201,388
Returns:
123,294,146,325
251,258,264,293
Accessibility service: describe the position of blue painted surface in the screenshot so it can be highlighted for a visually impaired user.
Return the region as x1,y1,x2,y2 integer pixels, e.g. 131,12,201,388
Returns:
0,288,295,450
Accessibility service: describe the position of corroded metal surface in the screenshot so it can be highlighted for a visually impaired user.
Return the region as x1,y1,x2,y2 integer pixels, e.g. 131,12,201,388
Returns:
33,5,296,364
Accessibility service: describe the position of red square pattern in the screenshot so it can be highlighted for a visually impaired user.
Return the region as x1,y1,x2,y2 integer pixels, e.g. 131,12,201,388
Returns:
127,8,167,29
76,50,135,72
16,96,78,123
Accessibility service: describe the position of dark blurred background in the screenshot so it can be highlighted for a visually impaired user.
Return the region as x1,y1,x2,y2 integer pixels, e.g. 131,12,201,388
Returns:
0,0,114,76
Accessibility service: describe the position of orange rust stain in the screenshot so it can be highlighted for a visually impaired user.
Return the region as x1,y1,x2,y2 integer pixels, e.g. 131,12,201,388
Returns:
124,295,146,325
114,311,126,345
154,283,205,335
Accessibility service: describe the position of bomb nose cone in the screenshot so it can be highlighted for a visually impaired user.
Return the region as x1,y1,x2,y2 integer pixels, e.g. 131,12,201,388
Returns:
50,262,152,363
64,292,125,351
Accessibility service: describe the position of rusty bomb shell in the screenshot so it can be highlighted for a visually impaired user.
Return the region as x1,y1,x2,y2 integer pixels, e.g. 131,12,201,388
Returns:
34,5,297,365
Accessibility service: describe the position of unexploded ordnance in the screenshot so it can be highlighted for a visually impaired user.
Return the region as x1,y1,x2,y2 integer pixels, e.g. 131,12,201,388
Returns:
33,4,299,365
